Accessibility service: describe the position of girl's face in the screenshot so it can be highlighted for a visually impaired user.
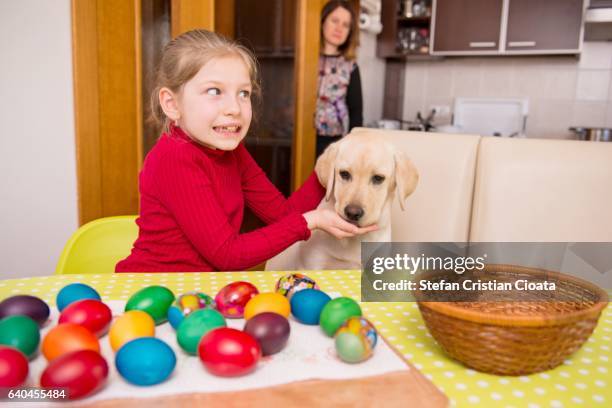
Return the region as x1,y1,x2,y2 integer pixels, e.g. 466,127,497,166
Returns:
322,6,352,50
173,55,252,150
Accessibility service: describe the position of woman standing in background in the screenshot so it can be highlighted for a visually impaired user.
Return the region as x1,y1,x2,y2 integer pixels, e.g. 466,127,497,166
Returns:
315,0,363,157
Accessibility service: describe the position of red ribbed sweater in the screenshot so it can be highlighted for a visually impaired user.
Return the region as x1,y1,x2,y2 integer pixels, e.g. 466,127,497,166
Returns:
116,126,325,272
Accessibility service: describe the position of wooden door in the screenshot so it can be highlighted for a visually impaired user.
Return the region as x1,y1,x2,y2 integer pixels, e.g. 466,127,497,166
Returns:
505,0,584,53
73,0,322,225
431,0,503,54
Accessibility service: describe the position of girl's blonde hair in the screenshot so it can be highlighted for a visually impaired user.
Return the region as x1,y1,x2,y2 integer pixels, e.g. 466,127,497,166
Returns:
150,29,261,131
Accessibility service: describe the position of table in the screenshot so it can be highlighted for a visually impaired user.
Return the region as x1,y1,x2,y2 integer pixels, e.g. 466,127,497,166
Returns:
1,270,610,407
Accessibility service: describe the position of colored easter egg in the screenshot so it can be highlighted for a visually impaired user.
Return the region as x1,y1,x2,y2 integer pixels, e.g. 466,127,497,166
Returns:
290,289,331,325
42,323,100,361
0,346,29,387
177,309,226,355
214,281,259,318
243,293,290,320
109,310,155,352
56,283,101,312
59,299,112,337
198,328,261,377
334,317,378,363
40,349,108,399
243,312,290,356
0,295,50,326
125,285,175,325
167,292,216,330
275,273,319,299
0,315,40,357
115,337,176,386
319,297,362,337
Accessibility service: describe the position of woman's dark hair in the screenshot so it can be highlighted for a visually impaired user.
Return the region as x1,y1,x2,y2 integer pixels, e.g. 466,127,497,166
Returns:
320,0,359,60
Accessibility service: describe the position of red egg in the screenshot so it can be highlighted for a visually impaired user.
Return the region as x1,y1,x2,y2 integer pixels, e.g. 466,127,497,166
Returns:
40,349,108,400
214,282,259,318
0,346,29,387
198,328,261,377
59,299,112,337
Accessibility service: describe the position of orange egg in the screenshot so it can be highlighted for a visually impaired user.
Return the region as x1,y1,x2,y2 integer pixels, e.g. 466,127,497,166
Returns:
243,293,290,320
109,310,155,352
42,323,100,361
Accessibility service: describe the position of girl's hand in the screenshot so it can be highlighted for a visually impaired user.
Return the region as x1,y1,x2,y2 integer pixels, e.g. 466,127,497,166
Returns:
303,209,378,239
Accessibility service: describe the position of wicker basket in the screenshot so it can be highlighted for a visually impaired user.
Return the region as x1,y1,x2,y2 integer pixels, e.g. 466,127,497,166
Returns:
415,264,609,376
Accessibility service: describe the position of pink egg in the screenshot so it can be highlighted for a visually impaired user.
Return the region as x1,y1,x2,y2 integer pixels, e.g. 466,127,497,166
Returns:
59,299,112,337
214,282,259,318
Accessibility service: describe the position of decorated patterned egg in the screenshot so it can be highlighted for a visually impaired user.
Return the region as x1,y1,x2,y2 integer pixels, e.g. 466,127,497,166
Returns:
56,283,101,312
214,282,259,318
319,297,362,337
125,286,175,325
334,317,378,363
42,323,100,361
0,346,29,387
243,293,290,320
109,310,155,352
0,295,50,327
59,299,112,337
275,273,319,299
167,292,216,330
177,309,226,355
115,337,176,386
40,349,108,399
0,315,40,358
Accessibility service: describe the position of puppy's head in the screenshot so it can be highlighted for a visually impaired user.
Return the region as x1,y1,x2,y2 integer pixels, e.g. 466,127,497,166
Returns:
315,133,419,227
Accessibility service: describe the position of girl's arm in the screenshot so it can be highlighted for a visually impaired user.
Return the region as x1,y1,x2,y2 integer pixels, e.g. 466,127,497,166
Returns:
347,64,363,131
156,150,311,271
237,144,325,223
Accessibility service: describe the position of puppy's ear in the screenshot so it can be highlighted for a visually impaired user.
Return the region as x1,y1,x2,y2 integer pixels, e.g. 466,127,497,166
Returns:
315,142,339,201
394,151,419,211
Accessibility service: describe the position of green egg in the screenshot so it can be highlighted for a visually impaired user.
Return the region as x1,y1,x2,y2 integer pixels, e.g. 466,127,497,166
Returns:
335,332,367,363
319,297,362,337
177,309,226,355
0,315,40,357
125,286,175,325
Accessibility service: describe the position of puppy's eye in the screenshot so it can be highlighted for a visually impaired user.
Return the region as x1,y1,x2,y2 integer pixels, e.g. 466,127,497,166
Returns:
339,170,351,181
372,175,385,185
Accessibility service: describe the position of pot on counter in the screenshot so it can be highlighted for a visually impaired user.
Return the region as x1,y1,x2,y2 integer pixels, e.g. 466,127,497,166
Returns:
569,127,612,142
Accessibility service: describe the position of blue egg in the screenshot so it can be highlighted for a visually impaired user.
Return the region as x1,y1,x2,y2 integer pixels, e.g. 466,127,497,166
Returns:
167,306,183,330
116,337,176,386
290,289,331,325
56,283,101,312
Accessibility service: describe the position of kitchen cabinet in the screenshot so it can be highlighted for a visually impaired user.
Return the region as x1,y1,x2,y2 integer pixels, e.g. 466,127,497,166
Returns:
505,0,584,53
431,0,503,54
431,0,585,56
377,0,434,59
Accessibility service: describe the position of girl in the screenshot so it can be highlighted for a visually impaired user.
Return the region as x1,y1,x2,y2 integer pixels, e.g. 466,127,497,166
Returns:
315,0,363,157
116,29,375,272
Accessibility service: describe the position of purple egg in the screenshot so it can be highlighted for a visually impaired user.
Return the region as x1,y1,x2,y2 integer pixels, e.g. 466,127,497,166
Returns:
0,295,50,327
243,312,290,356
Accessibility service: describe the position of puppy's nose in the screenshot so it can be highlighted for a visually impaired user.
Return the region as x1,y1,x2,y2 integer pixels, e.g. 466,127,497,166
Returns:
344,205,364,221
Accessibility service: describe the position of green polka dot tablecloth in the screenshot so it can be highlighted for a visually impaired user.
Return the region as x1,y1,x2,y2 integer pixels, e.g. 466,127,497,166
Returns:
1,270,610,407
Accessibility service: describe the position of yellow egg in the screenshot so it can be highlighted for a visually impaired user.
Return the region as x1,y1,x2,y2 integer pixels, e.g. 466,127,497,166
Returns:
244,293,290,320
109,310,155,351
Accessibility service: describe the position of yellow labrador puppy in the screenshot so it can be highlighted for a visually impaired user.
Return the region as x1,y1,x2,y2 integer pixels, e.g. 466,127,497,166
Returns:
266,131,419,270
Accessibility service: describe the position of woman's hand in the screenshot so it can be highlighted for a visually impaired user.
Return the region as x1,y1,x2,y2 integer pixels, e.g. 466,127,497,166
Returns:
303,209,378,239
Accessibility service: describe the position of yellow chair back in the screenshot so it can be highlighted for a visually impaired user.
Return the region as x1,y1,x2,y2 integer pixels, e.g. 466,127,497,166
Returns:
55,216,138,275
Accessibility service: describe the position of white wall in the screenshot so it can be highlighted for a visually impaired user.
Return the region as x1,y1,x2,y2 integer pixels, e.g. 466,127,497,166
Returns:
357,31,385,127
401,42,612,139
0,0,78,279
